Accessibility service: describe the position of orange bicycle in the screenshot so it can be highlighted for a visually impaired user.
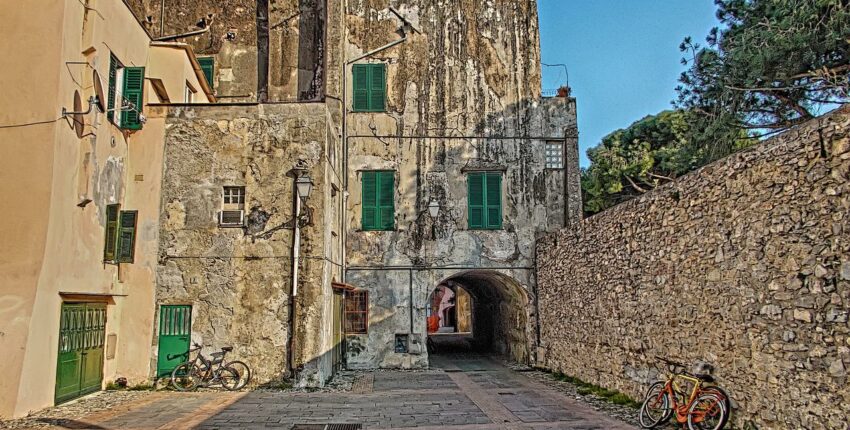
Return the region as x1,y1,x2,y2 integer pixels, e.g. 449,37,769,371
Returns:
639,357,730,430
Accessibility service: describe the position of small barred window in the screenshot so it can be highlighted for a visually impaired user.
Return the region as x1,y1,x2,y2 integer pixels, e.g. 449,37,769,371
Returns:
545,141,564,169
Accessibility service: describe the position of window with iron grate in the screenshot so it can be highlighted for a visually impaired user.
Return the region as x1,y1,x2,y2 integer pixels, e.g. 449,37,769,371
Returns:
345,290,369,334
545,141,564,169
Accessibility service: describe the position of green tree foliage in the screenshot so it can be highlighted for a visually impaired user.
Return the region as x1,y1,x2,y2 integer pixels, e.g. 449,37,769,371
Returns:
677,0,850,133
583,0,849,215
581,110,750,215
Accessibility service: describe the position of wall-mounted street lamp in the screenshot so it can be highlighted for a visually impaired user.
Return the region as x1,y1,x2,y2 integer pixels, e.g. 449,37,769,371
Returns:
296,174,314,200
428,199,440,218
428,199,441,240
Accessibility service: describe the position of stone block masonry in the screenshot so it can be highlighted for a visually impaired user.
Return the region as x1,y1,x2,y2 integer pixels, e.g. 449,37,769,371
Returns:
536,106,850,429
156,103,344,386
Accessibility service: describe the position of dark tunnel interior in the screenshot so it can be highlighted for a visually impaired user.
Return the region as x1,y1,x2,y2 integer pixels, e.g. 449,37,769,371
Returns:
426,271,530,364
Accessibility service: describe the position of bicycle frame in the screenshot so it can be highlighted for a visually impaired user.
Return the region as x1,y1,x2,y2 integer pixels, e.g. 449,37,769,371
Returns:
664,372,704,423
651,371,724,426
176,345,229,385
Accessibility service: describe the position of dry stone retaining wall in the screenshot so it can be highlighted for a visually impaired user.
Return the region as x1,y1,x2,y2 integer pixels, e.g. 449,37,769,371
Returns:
536,107,850,429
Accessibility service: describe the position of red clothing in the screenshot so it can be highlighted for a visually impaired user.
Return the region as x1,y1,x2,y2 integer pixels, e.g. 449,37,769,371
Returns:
427,315,440,333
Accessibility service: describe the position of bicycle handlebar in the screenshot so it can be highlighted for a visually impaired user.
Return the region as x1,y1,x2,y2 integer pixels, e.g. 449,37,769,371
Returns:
655,356,687,369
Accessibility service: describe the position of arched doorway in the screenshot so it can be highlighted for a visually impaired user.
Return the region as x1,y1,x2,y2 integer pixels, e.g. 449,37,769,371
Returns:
426,270,530,364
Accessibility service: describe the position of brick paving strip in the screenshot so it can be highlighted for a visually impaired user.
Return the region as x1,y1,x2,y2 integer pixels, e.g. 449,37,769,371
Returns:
79,392,243,430
351,374,375,394
156,392,247,430
446,372,523,429
0,391,244,430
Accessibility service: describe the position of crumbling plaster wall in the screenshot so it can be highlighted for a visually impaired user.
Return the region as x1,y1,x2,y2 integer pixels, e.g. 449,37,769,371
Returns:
156,103,343,385
536,107,850,429
126,0,328,102
343,0,578,368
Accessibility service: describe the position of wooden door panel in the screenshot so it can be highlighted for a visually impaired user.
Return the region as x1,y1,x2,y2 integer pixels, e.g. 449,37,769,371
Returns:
156,305,192,377
56,303,105,404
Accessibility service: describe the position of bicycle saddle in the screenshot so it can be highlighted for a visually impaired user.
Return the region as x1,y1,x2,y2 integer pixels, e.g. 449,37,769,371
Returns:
221,346,233,352
695,373,715,383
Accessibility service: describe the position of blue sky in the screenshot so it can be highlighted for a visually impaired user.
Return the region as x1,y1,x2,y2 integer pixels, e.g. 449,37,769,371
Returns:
538,0,720,167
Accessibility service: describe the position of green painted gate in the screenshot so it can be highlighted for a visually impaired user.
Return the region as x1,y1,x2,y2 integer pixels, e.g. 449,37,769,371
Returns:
332,290,344,371
55,303,106,404
156,305,192,377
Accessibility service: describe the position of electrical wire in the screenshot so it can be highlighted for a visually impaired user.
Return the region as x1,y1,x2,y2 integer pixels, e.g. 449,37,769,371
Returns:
0,117,63,129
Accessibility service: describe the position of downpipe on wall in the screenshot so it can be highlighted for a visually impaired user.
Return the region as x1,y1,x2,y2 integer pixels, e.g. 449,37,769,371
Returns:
288,168,313,377
287,188,302,377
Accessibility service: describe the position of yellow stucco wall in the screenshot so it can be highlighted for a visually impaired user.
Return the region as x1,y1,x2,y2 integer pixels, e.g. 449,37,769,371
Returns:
0,0,65,418
148,44,215,103
0,0,211,418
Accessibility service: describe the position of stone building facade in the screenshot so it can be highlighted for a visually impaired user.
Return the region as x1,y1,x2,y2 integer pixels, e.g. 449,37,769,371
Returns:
147,0,348,386
128,0,580,386
342,0,580,368
535,106,850,429
156,102,345,386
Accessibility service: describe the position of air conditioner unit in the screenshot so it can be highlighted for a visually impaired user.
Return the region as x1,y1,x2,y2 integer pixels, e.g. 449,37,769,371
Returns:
219,210,244,227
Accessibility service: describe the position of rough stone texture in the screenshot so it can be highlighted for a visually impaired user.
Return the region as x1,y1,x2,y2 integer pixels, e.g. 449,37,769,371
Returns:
156,103,344,385
536,106,850,429
343,0,580,369
125,0,327,102
145,0,580,379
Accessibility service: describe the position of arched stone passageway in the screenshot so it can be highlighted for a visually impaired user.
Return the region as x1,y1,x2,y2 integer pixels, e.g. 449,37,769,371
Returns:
426,270,530,364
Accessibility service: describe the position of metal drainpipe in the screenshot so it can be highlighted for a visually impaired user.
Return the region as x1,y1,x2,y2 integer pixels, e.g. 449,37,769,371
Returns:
341,51,348,283
287,186,303,377
409,269,414,333
153,28,210,42
160,0,165,37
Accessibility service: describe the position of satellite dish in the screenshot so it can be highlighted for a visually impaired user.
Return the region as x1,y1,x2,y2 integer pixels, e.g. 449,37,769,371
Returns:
73,90,84,138
92,69,106,113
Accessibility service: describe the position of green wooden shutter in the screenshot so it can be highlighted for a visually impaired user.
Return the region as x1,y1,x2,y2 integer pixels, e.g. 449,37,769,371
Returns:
116,211,138,263
378,171,394,230
485,173,502,229
197,57,214,90
369,64,386,112
362,172,378,230
468,173,485,229
352,65,369,112
120,67,145,130
107,55,118,122
103,204,120,261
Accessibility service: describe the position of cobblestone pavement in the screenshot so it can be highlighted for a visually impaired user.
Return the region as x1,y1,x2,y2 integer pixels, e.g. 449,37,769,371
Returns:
1,355,636,429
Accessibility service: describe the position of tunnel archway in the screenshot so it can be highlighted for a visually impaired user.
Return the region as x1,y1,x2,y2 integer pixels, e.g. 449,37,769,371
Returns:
426,270,530,364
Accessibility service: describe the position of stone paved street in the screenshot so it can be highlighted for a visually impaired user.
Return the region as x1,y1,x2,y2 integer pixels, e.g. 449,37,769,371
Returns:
2,356,636,430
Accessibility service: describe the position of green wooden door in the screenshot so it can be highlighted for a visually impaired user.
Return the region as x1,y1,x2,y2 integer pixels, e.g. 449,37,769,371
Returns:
156,305,192,377
332,290,344,371
55,303,106,404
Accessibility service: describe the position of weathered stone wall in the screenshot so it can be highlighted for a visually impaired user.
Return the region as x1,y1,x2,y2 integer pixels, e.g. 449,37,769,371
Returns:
536,107,850,429
125,0,328,102
343,0,580,369
156,103,344,385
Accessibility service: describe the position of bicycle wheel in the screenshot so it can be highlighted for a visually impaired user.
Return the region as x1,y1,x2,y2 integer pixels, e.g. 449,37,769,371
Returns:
171,362,202,391
687,393,727,430
639,381,672,428
224,360,252,389
218,367,240,391
700,386,731,429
